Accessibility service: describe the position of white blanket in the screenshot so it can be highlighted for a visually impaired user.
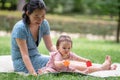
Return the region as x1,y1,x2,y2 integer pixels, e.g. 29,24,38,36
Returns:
89,63,120,77
0,55,120,77
0,55,14,72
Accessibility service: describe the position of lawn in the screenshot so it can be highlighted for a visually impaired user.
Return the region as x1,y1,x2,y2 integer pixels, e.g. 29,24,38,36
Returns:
0,35,120,80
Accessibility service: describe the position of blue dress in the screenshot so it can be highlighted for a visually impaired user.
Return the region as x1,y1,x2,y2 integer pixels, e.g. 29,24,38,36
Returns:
11,19,50,73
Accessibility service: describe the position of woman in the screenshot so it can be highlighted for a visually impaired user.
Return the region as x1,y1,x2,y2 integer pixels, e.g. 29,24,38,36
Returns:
11,0,56,76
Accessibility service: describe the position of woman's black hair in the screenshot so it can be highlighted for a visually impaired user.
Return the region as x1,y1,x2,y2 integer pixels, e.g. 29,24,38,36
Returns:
22,0,46,24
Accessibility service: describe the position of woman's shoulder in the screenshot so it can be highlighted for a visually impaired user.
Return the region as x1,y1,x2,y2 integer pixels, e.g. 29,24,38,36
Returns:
40,19,49,27
14,20,25,26
12,20,28,34
42,19,48,23
13,20,27,30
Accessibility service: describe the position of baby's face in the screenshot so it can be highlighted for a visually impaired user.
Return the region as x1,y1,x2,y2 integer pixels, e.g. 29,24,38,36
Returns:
58,41,72,57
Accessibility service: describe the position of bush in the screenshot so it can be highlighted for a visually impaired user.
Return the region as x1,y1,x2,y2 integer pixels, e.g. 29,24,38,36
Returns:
47,17,117,36
0,12,117,38
0,16,19,32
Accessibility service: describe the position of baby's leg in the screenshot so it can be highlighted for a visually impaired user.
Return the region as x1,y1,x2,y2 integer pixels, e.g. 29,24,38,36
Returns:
69,61,102,74
100,55,111,70
87,55,112,73
110,64,117,70
69,56,112,73
69,61,87,71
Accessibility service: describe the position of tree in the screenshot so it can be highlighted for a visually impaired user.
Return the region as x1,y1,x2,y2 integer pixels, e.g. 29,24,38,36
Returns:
0,0,7,9
116,1,120,43
73,0,84,13
17,0,25,11
44,0,59,13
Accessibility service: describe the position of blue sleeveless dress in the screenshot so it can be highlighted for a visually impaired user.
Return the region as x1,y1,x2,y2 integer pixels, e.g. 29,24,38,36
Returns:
11,19,50,73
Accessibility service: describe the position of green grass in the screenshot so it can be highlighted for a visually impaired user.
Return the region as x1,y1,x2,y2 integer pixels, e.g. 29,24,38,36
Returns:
0,36,120,80
0,72,120,80
0,36,11,55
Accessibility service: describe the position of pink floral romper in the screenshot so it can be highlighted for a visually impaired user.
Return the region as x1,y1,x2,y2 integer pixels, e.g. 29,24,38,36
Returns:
40,51,81,73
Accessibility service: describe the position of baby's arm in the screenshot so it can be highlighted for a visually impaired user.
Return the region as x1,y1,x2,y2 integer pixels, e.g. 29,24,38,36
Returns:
54,60,65,67
74,68,89,74
71,52,90,62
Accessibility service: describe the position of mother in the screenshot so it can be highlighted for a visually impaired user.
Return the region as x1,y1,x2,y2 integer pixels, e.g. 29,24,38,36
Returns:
11,0,56,76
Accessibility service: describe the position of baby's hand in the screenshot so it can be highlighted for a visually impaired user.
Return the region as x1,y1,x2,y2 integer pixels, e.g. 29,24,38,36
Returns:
86,61,92,67
63,60,70,67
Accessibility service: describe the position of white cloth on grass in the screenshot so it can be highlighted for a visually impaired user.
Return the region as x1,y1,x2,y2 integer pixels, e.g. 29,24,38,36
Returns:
0,55,120,77
0,55,14,72
89,63,120,77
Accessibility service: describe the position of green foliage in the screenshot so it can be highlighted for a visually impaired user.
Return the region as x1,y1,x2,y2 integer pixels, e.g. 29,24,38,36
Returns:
83,0,119,16
0,0,18,10
72,0,85,13
0,0,119,16
44,0,119,16
0,16,19,32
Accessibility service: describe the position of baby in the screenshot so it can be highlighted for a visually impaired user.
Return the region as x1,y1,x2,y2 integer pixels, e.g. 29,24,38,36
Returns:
38,35,116,74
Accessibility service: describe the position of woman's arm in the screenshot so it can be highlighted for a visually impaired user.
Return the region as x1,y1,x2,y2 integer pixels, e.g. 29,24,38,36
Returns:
16,38,37,76
43,35,57,52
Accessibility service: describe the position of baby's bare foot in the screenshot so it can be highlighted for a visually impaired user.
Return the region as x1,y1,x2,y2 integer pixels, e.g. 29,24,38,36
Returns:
37,69,43,75
110,64,117,70
101,55,111,70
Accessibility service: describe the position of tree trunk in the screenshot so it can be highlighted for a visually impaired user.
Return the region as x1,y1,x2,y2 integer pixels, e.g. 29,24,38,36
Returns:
116,4,120,43
1,1,5,9
17,0,26,11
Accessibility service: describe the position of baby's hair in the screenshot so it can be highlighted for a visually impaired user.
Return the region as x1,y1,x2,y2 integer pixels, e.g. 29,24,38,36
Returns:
56,35,72,50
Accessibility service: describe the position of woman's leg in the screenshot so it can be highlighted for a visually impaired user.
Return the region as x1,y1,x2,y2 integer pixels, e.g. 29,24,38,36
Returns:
31,55,50,72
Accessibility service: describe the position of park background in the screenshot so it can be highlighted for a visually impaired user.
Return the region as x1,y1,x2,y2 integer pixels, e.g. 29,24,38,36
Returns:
0,0,120,80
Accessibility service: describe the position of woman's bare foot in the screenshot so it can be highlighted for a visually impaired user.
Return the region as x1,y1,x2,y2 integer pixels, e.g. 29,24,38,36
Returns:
101,55,111,70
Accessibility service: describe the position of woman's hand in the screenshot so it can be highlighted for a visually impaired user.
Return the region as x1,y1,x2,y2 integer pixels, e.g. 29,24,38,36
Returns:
32,72,37,76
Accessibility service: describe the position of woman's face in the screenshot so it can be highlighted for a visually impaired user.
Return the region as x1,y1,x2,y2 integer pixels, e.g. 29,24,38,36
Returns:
58,41,72,57
28,9,46,26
